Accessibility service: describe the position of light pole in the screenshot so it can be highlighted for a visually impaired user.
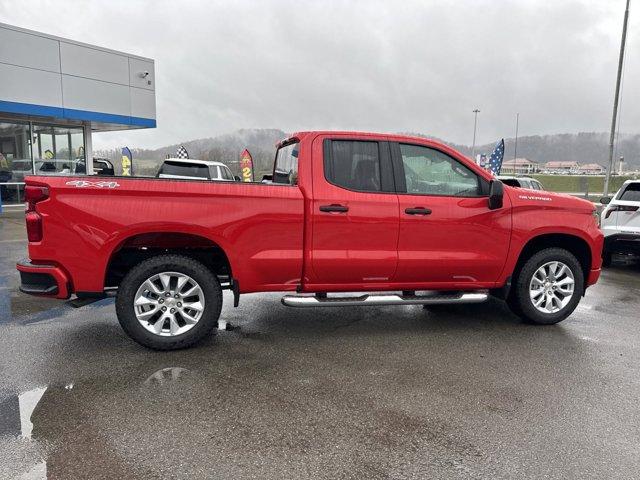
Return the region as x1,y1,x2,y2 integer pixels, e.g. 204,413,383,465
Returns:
514,113,519,160
471,109,480,160
604,0,631,197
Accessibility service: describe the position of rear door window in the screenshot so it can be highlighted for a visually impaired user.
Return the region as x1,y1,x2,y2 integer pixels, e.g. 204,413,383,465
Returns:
324,140,395,192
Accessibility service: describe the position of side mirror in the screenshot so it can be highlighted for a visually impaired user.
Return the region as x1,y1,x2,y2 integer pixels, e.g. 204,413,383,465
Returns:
234,175,241,182
488,180,504,210
599,196,611,205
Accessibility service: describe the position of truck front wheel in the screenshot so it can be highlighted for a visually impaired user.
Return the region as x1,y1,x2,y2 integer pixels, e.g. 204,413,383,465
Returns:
115,254,222,350
508,248,584,325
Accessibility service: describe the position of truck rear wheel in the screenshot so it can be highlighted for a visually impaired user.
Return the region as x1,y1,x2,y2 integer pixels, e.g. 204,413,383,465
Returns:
508,248,584,325
115,254,222,350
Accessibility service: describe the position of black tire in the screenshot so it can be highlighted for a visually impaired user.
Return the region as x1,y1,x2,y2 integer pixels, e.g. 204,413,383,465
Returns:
508,248,584,325
115,254,222,350
506,289,524,318
602,250,613,268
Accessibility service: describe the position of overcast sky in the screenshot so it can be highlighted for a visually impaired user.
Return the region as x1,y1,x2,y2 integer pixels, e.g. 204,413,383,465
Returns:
1,0,638,150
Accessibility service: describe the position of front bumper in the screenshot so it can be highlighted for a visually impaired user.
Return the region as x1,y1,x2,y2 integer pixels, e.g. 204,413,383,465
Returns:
16,258,71,299
603,233,640,255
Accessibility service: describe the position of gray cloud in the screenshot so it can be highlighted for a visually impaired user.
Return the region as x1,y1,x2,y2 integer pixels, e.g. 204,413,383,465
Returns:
1,0,637,149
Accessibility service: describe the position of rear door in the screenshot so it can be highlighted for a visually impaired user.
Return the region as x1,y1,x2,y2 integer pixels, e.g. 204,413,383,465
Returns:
309,137,399,285
391,142,511,285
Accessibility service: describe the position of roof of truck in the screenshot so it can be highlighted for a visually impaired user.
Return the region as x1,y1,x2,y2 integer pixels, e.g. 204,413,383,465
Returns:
164,158,228,168
282,131,448,149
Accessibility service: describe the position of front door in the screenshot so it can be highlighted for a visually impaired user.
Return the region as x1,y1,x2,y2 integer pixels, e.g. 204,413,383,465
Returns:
309,137,399,286
392,142,511,286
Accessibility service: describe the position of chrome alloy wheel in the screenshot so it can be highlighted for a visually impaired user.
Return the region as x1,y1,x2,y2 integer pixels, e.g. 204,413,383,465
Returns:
529,261,575,314
133,272,205,336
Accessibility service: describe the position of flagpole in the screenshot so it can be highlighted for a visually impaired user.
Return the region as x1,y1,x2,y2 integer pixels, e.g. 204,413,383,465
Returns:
471,109,480,160
604,0,630,198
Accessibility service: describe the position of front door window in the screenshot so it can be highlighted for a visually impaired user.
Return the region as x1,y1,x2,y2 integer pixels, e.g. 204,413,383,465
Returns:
399,144,480,197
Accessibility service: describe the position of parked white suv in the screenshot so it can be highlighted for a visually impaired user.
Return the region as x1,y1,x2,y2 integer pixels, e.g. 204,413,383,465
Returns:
601,180,640,266
157,158,237,182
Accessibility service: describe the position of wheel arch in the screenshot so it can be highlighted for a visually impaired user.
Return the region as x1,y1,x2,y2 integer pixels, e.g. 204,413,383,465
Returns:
511,233,592,294
104,231,234,289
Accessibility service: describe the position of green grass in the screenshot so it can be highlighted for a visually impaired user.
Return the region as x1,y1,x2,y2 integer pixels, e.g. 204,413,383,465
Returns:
530,174,638,193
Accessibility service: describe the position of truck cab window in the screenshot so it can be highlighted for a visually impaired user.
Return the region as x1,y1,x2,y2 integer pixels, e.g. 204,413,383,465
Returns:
399,144,480,197
326,140,381,192
273,142,299,185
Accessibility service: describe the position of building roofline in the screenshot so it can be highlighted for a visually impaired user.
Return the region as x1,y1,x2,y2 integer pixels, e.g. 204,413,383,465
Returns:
0,22,154,62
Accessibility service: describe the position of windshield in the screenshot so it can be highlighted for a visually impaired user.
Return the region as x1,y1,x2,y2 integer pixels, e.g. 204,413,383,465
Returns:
619,183,640,202
158,161,210,179
273,142,299,185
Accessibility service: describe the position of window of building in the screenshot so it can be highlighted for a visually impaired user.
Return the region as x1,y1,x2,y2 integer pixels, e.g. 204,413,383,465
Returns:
325,140,381,192
0,121,87,206
399,144,481,197
0,120,32,204
32,124,86,175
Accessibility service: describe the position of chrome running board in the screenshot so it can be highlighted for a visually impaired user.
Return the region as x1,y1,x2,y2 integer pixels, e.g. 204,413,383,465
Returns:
281,291,488,308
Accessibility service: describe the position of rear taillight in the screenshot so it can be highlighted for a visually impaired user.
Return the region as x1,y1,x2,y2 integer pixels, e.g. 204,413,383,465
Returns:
24,185,49,243
25,185,49,212
25,211,43,242
604,204,639,219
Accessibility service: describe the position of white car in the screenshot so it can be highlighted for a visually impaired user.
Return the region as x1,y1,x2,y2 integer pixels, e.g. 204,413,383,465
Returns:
498,176,545,190
157,158,236,181
601,180,640,266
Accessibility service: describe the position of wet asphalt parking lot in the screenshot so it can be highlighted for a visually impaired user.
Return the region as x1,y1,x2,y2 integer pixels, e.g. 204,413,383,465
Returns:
1,211,639,479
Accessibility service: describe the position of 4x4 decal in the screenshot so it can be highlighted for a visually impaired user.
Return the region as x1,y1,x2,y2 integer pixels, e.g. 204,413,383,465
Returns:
66,180,120,188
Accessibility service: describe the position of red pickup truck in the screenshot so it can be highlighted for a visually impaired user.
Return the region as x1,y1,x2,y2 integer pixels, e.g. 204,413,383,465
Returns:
17,131,603,350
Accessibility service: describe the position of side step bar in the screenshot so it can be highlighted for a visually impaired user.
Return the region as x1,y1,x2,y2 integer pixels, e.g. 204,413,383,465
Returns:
281,291,488,308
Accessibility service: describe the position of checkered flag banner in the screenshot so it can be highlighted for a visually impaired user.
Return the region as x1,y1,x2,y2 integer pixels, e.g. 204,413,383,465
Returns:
176,146,189,159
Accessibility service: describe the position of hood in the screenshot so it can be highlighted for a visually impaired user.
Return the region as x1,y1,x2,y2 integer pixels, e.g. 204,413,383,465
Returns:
505,186,595,213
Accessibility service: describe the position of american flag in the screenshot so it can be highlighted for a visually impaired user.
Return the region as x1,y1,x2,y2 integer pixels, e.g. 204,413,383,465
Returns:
176,145,189,159
487,139,504,175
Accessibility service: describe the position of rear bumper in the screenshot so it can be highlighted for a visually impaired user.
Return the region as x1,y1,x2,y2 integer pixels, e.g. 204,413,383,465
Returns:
16,258,71,299
603,233,640,254
587,268,601,287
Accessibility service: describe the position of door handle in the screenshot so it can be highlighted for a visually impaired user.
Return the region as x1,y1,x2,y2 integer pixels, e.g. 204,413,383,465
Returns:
405,207,432,215
320,204,349,213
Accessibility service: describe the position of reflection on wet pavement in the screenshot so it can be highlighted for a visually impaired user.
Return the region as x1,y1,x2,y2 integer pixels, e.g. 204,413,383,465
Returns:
2,212,640,478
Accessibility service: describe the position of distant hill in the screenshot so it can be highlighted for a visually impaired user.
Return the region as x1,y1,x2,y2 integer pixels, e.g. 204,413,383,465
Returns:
95,129,640,176
95,128,287,176
448,132,640,169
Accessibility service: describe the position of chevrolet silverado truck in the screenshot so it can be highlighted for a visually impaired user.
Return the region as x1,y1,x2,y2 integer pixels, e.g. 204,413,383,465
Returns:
17,132,603,350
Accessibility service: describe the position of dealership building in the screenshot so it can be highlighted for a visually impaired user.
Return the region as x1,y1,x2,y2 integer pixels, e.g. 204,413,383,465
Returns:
0,22,156,207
